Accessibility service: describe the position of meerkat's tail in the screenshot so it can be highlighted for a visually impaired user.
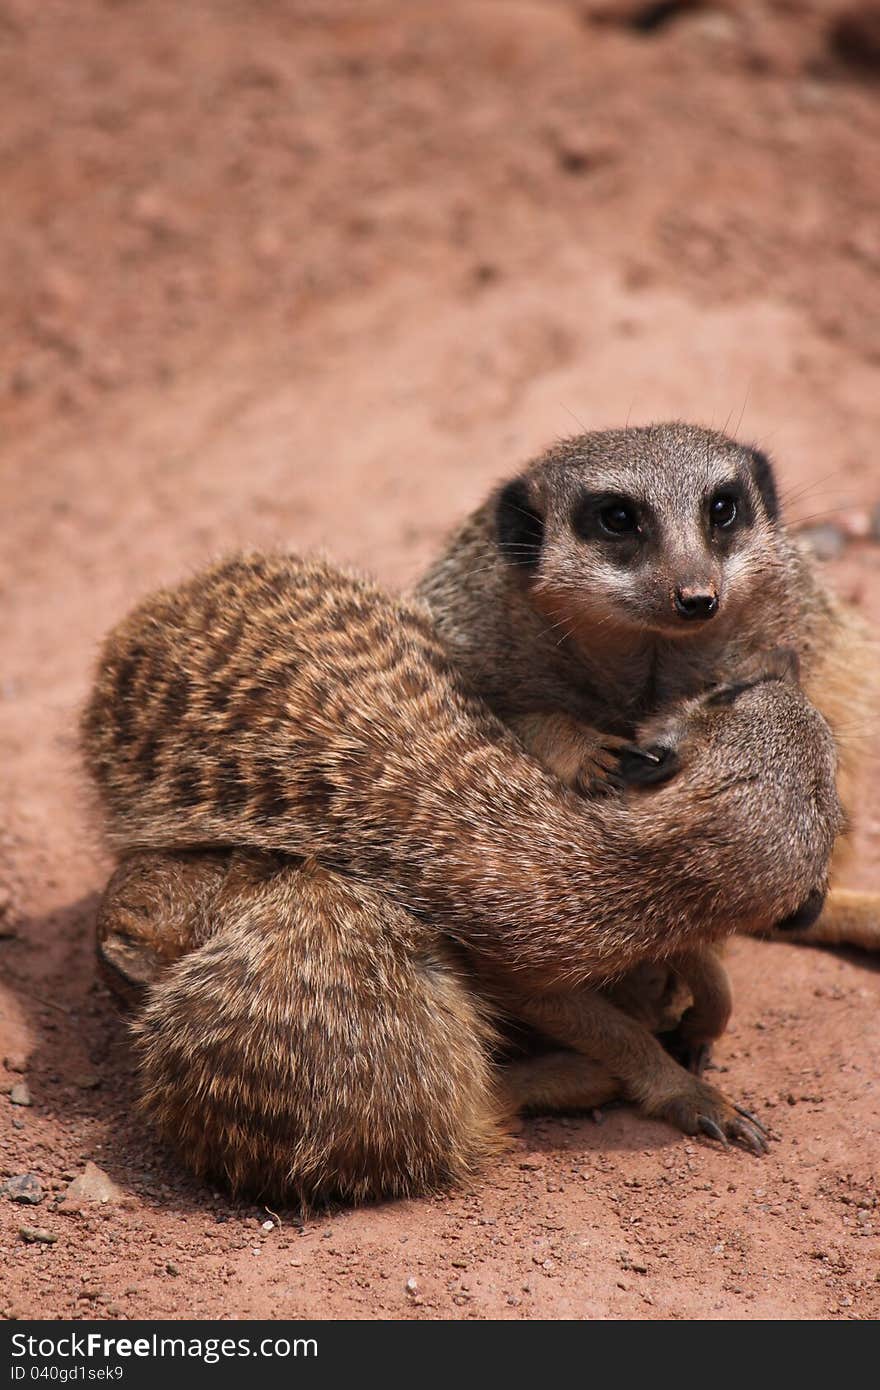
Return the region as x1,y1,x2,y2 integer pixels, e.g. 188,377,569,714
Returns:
114,851,507,1205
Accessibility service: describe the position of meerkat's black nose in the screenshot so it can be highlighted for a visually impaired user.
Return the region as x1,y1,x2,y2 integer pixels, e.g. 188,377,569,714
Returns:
673,586,719,621
775,887,826,933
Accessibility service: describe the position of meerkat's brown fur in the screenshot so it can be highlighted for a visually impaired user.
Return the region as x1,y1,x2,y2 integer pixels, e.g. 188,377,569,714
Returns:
83,539,841,1201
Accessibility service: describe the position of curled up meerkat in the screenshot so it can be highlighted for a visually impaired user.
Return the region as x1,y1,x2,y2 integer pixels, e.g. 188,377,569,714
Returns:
82,547,841,1203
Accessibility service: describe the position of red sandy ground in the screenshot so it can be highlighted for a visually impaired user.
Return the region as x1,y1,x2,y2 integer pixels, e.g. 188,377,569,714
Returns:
1,0,879,1320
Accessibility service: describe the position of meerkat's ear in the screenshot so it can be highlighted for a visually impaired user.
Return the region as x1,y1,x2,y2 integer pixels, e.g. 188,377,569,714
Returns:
495,477,544,572
749,447,780,523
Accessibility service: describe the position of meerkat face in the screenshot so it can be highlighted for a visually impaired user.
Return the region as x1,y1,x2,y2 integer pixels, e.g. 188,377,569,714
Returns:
495,424,786,644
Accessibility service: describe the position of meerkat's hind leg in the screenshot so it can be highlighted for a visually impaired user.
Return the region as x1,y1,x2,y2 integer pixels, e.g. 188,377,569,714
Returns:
132,859,505,1205
499,954,729,1116
499,1052,621,1114
504,986,769,1155
96,849,235,1006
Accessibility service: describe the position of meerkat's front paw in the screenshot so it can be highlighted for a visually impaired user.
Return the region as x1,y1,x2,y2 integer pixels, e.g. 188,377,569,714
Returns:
510,712,681,799
571,735,632,796
575,737,680,797
612,741,680,789
657,1078,770,1156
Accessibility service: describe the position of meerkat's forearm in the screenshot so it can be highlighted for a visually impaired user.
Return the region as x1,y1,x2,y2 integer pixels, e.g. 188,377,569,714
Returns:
511,707,734,1043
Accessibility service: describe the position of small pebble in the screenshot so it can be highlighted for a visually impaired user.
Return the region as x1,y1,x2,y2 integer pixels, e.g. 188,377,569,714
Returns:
20,1226,57,1244
553,134,616,176
2,1174,44,1205
797,522,846,561
72,1072,101,1091
9,1082,32,1107
838,508,872,540
61,1162,122,1206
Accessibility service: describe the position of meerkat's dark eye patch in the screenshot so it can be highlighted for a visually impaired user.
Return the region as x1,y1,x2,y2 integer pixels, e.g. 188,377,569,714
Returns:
572,492,643,543
749,447,780,522
495,478,544,571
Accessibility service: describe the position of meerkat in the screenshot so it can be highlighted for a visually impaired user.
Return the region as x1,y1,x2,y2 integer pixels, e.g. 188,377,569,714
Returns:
81,551,841,1201
413,423,879,1062
416,422,879,945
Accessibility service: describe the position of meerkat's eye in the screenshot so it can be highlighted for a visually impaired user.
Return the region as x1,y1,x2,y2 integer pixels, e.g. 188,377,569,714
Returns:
709,493,738,529
598,499,639,536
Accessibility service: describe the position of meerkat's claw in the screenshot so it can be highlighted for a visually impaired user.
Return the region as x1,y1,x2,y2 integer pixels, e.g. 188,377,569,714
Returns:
730,1117,770,1156
612,743,681,789
698,1115,729,1147
662,1079,771,1156
734,1104,770,1139
694,1102,768,1155
728,1104,771,1154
